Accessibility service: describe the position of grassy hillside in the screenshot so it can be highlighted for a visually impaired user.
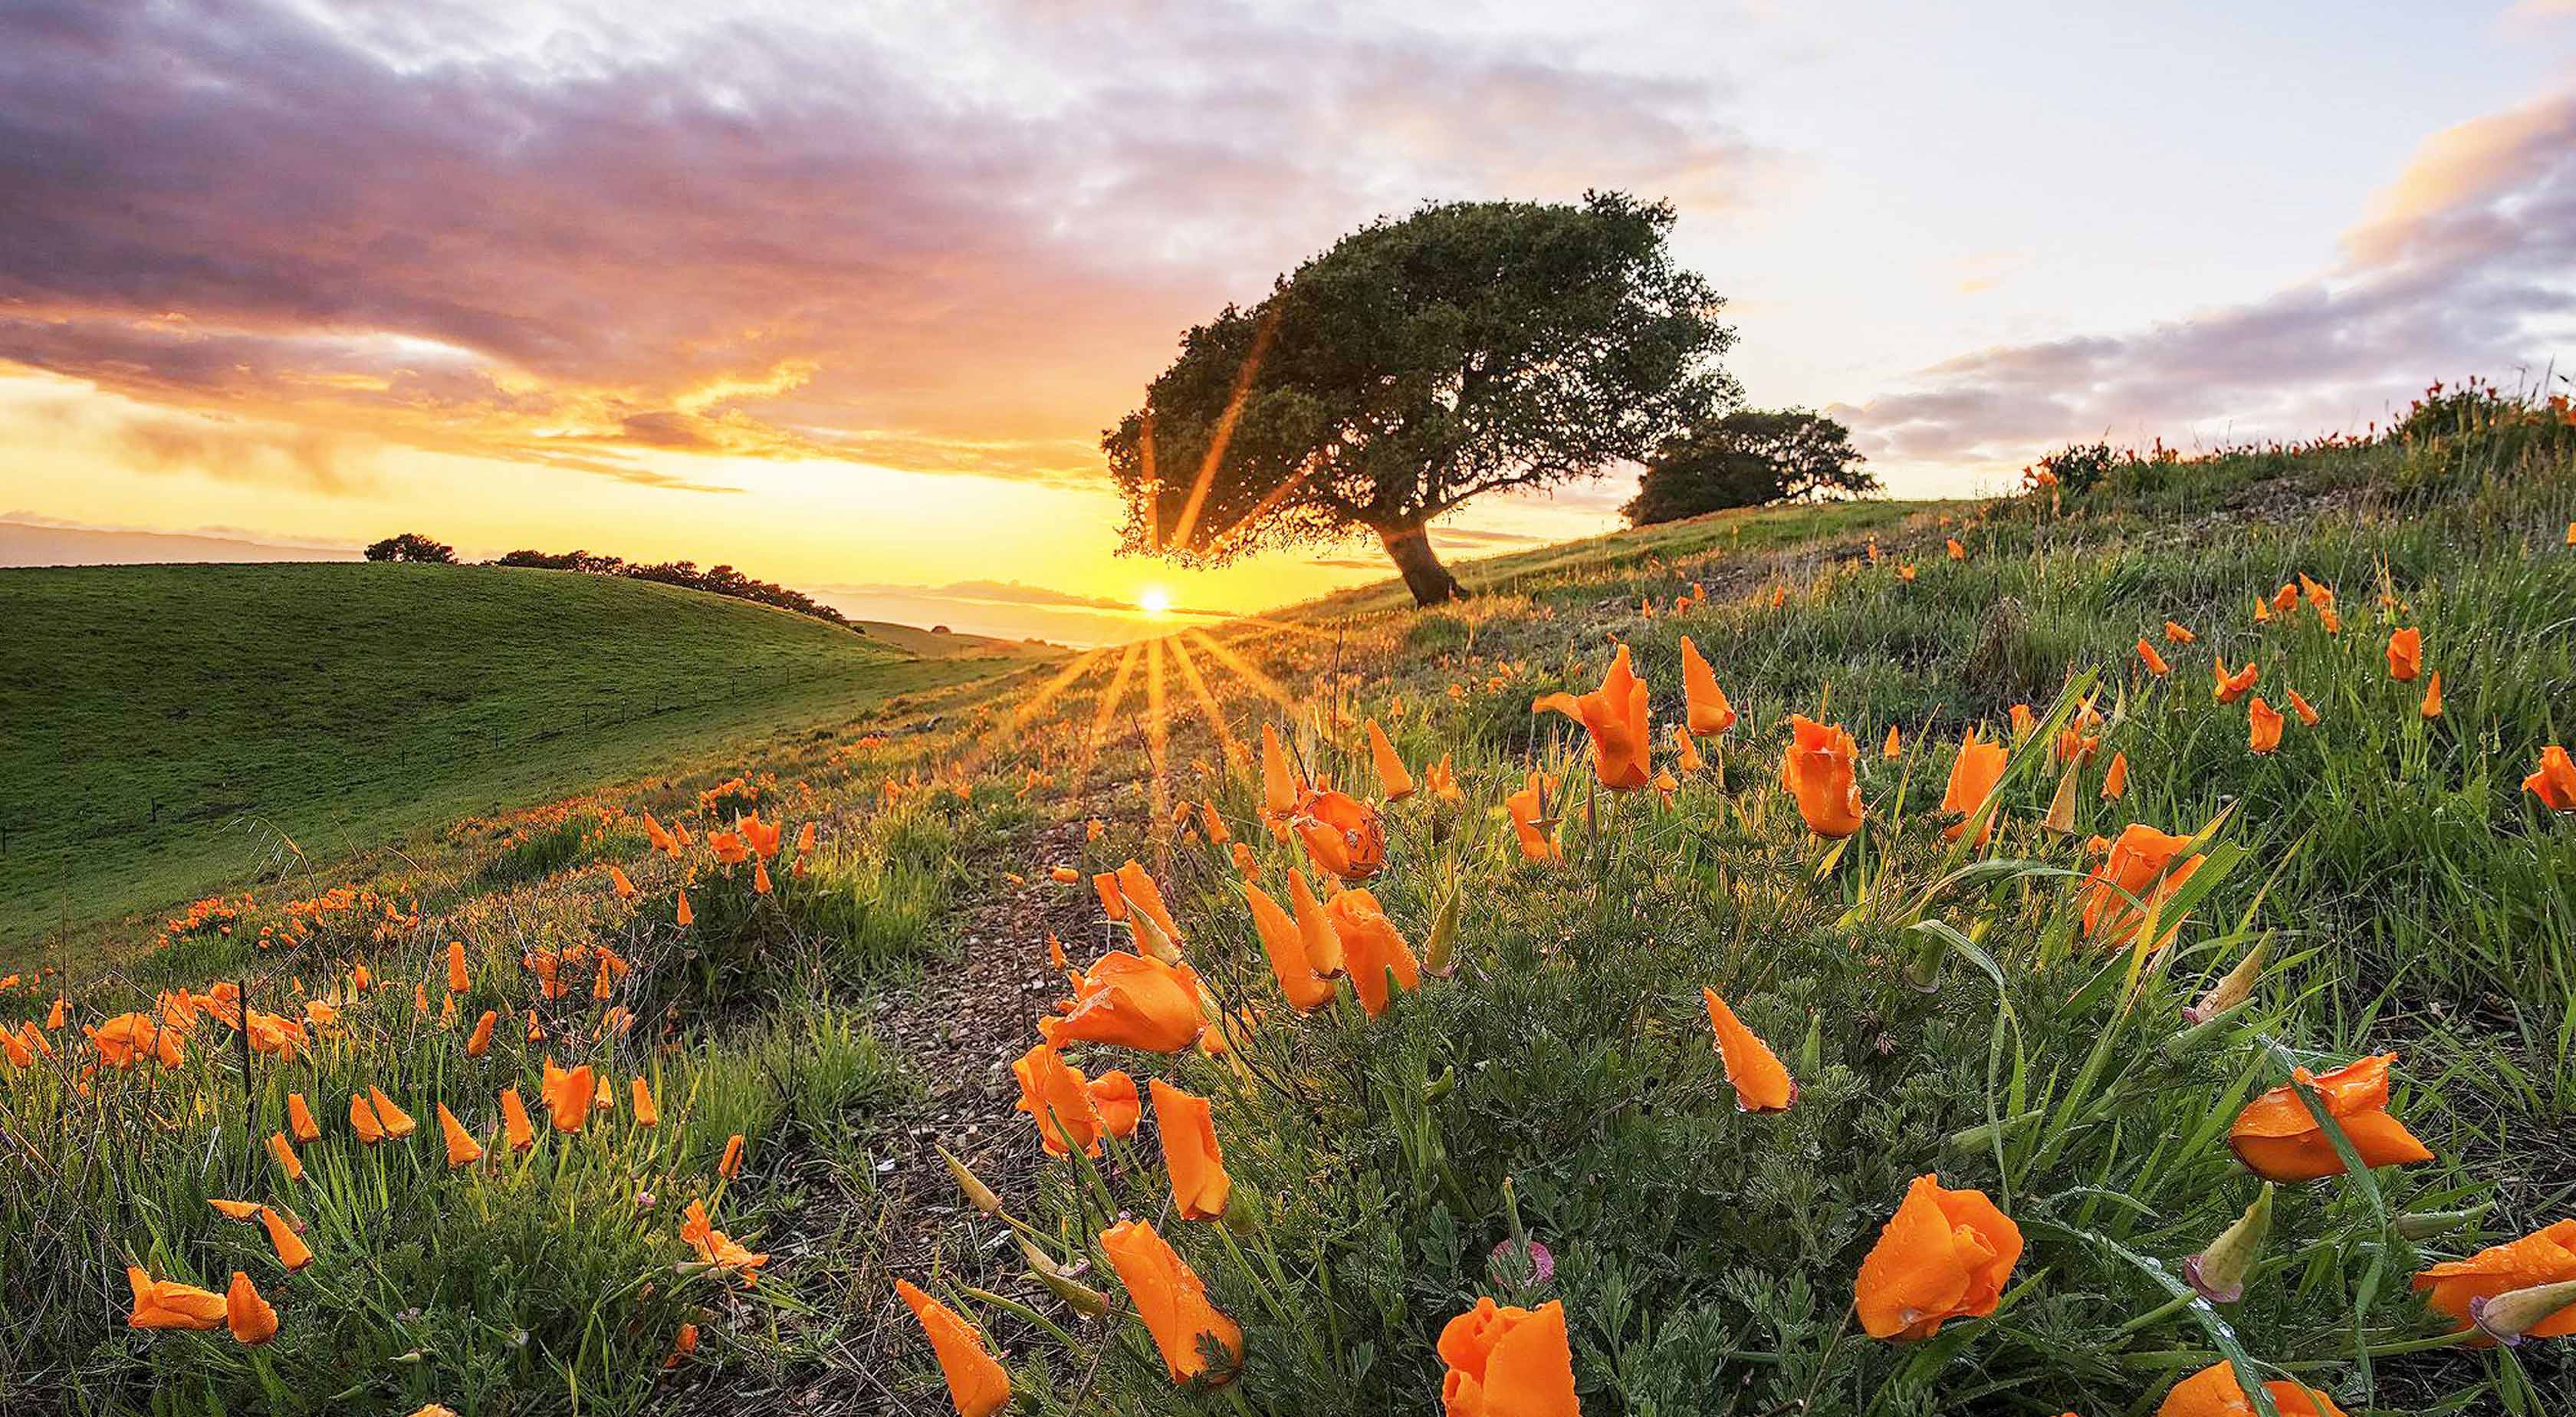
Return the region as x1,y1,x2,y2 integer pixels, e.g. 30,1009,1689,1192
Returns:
0,562,1048,955
5,402,2574,1415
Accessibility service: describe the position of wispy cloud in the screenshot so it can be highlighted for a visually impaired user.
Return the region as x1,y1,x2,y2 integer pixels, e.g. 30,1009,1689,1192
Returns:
1831,86,2576,478
0,0,1766,491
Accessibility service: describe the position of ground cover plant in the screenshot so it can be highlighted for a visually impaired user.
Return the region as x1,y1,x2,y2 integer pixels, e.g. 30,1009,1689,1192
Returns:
5,384,2574,1415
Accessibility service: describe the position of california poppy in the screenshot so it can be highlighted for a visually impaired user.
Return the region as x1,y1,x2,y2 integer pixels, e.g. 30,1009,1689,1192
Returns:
1703,988,1794,1111
1286,871,1346,978
2008,703,2036,742
1855,1175,2022,1340
260,1205,314,1271
1533,643,1654,789
2285,689,2320,728
543,1059,596,1133
1245,882,1336,1011
1506,772,1562,862
1781,716,1863,838
1424,753,1464,803
1934,731,2006,846
1947,538,1967,561
675,892,694,927
369,1086,416,1139
1437,1297,1579,1417
266,1131,303,1180
446,940,469,994
126,1265,227,1330
2155,1363,2348,1417
2227,1053,2432,1182
678,1198,770,1287
1882,724,1902,760
2387,626,2422,682
2247,696,2284,754
609,866,637,899
2080,823,2206,948
2212,657,2259,705
1012,1041,1102,1156
1260,723,1303,825
2136,639,2170,676
1326,888,1420,1017
350,1092,389,1146
466,1009,495,1058
1150,1079,1232,1220
719,1133,746,1179
2413,1220,2576,1343
894,1278,1012,1417
2100,749,2129,800
1678,636,1737,737
1040,952,1210,1054
2527,745,2576,811
2164,620,2196,644
225,1271,279,1346
1366,718,1414,801
500,1086,536,1150
1089,1070,1143,1137
2271,583,2300,615
631,1076,659,1127
1100,1218,1243,1384
2420,670,2443,718
1291,790,1389,882
438,1103,484,1168
209,1198,263,1221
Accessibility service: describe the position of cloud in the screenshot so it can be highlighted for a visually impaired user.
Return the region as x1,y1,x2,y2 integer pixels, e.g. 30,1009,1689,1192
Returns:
1832,87,2576,481
0,0,1766,491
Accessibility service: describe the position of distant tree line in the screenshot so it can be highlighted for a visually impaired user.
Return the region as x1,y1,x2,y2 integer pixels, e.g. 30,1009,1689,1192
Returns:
365,532,856,630
1622,409,1879,527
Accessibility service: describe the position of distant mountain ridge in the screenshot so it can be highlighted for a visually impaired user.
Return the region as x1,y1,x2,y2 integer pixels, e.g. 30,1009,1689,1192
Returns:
0,518,362,567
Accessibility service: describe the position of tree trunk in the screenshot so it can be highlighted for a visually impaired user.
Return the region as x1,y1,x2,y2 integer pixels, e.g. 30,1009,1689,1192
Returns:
1375,521,1470,607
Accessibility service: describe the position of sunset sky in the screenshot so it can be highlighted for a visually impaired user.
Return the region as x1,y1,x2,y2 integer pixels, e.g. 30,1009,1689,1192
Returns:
5,1,2574,644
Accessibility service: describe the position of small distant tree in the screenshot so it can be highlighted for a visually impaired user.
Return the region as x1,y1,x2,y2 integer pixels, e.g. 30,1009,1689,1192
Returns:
1622,409,1876,526
1106,192,1739,606
363,532,457,563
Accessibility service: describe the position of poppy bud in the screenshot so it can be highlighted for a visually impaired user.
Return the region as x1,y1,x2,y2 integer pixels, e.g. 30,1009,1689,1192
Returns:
1422,889,1460,978
2183,936,2270,1024
2470,1278,2576,1346
1421,1064,1457,1102
2184,1183,2272,1303
2394,1205,2492,1240
1018,1238,1111,1317
938,1146,1002,1215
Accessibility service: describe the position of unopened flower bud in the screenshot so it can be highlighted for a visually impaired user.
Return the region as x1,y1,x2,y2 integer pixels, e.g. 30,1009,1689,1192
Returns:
1424,889,1461,978
938,1146,1002,1216
2183,936,2271,1025
2469,1278,2576,1345
2184,1183,2272,1303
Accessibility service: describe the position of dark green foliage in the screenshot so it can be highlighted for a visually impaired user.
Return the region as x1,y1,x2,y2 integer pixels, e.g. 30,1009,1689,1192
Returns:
363,532,457,564
1623,409,1878,526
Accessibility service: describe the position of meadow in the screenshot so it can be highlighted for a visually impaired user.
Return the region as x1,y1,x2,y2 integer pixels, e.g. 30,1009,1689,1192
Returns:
0,561,1045,956
4,386,2574,1415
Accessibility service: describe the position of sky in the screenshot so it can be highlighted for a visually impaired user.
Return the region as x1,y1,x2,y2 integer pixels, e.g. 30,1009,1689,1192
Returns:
4,0,2574,644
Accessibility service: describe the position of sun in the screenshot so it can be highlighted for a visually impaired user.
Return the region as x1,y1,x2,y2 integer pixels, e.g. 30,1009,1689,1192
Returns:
1137,586,1174,616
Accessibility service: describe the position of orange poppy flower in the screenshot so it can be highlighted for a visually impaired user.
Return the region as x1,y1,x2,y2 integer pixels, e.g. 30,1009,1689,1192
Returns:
1012,1041,1102,1156
2246,696,2284,754
1947,538,1967,561
368,1086,416,1139
1286,870,1345,978
2420,670,2443,718
1678,636,1737,736
1041,952,1210,1054
1089,1069,1142,1137
350,1092,389,1146
1671,722,1705,774
2227,1053,2432,1182
260,1205,314,1271
436,1103,485,1168
678,1198,770,1287
893,1278,1012,1417
796,820,817,853
1292,790,1389,882
2285,689,2320,727
543,1059,595,1133
2212,657,2259,705
2008,703,2036,741
446,940,470,994
2526,745,2576,811
2079,824,2205,947
2413,1220,2576,1343
1703,988,1794,1111
675,891,694,927
1533,643,1654,789
226,1271,279,1346
1150,1079,1232,1220
709,832,751,866
1437,1297,1579,1417
2100,750,2129,800
1781,716,1863,839
719,1133,746,1178
466,1010,496,1058
2386,626,2422,682
266,1131,303,1180
1100,1218,1242,1384
1260,723,1303,824
1326,888,1420,1017
126,1265,227,1330
2136,638,2170,676
1934,732,2007,846
1230,840,1260,879
209,1198,264,1221
1881,724,1902,760
739,813,782,859
1246,882,1336,1011
1424,752,1464,803
1506,772,1562,862
2270,584,2300,615
609,866,637,900
1855,1175,2022,1340
46,998,64,1030
1898,564,1918,582
2155,1363,2348,1417
751,859,772,895
1365,718,1414,801
630,1076,659,1127
499,1086,536,1150
2164,620,2196,644
2252,594,2271,623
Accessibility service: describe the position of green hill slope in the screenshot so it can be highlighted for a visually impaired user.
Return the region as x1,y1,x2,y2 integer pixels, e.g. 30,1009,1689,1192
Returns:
0,562,1046,954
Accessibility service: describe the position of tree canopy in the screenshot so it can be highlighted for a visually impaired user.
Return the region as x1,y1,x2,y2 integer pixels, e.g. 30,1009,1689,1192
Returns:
1621,408,1878,527
1106,192,1738,605
363,532,456,563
